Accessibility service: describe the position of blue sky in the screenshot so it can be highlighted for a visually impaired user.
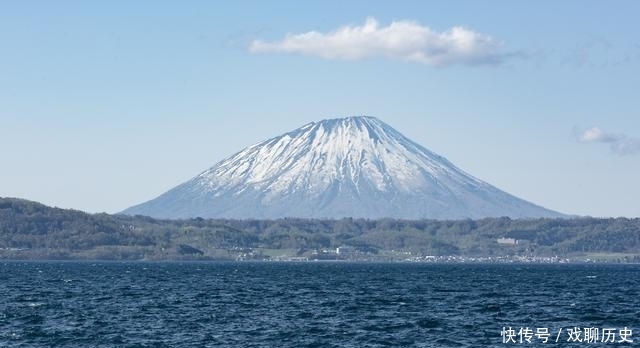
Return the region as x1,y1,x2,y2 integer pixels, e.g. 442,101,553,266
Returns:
1,1,639,217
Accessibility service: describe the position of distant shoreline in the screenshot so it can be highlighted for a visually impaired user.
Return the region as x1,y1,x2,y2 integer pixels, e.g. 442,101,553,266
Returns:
2,255,639,264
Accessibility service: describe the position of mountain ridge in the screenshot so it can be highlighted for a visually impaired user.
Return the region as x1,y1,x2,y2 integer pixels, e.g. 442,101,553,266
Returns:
123,116,563,219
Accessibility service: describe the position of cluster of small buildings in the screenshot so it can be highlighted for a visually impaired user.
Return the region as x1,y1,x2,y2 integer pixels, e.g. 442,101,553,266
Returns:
403,255,572,263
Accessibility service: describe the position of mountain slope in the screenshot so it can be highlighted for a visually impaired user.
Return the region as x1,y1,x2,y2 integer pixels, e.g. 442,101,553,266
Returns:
123,116,563,219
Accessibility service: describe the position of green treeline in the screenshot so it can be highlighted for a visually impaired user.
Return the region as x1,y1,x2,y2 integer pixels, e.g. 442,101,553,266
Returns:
0,197,638,260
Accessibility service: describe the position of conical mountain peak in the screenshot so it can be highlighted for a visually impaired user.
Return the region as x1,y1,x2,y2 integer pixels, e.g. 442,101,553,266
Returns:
123,116,562,219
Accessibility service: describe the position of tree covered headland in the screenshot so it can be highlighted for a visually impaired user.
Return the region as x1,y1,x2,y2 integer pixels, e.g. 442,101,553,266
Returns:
0,197,638,260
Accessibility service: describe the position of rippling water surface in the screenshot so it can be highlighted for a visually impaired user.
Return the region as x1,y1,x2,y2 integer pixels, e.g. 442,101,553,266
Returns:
1,262,638,347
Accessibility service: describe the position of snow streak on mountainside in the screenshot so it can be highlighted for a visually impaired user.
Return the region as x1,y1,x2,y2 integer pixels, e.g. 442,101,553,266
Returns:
123,116,563,219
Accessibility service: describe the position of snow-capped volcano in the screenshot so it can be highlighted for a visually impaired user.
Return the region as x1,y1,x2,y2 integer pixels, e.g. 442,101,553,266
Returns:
122,116,562,219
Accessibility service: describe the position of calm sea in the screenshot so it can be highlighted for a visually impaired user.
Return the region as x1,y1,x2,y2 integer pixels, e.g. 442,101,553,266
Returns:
0,262,638,347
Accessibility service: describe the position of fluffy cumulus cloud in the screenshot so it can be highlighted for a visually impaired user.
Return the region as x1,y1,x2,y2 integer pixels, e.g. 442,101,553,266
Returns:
249,17,505,66
576,126,640,155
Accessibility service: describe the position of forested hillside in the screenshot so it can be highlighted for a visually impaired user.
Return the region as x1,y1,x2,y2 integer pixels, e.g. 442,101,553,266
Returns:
1,197,638,261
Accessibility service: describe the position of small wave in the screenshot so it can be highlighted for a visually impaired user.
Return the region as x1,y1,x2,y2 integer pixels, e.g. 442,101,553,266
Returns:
477,303,502,313
433,337,465,347
416,318,442,328
434,288,471,293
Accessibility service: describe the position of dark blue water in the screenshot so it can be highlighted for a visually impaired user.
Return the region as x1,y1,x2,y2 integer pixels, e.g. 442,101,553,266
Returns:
0,262,638,347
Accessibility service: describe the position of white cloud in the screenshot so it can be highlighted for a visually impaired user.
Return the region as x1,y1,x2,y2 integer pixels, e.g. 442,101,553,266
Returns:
249,17,505,66
578,127,617,142
576,126,640,155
